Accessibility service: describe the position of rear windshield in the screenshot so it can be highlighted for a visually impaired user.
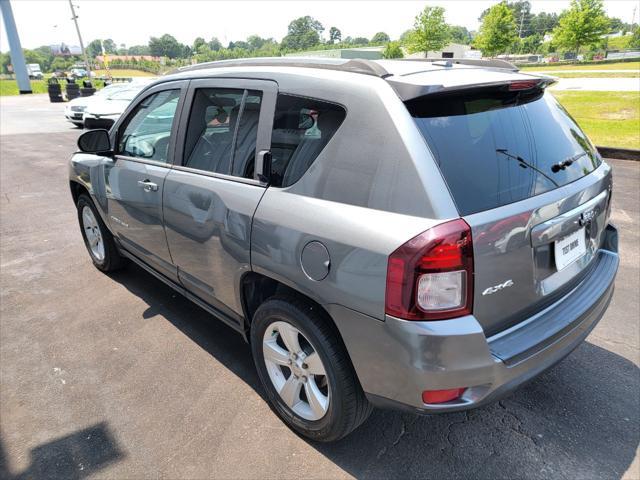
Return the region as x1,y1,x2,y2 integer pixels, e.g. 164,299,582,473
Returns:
407,89,601,215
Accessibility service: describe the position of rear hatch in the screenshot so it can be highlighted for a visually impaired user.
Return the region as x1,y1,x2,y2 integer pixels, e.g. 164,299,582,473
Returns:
406,80,612,335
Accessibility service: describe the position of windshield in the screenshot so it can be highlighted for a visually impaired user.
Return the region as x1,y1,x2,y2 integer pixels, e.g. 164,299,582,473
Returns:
107,88,142,102
408,90,601,215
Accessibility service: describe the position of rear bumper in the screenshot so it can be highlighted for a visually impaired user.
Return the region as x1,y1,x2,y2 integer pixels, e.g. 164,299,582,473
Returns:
330,227,619,414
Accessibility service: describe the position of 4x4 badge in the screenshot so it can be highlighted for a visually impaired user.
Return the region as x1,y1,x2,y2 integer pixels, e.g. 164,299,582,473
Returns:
482,279,514,296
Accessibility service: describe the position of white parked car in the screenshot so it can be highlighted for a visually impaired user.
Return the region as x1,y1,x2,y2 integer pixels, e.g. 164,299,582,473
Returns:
82,84,149,129
64,80,152,128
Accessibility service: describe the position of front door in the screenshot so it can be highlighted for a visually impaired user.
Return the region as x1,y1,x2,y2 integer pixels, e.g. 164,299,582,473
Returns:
162,79,277,318
106,81,187,279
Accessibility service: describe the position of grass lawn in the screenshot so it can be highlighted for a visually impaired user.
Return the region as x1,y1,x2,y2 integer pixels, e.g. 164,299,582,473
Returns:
0,79,49,96
521,61,640,71
551,91,640,149
541,71,639,78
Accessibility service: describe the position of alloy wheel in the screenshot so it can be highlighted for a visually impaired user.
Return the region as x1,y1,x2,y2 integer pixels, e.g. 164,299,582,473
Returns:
262,321,330,421
82,206,105,262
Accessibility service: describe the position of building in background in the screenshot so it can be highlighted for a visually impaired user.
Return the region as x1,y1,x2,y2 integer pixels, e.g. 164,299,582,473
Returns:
405,42,477,59
286,46,384,60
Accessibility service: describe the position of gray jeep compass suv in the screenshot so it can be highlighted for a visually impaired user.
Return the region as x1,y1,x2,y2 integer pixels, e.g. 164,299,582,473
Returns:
69,58,619,442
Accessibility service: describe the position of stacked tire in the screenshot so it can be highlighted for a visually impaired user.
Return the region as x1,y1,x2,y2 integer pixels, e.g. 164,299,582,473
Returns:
81,80,96,97
47,78,64,103
66,81,80,100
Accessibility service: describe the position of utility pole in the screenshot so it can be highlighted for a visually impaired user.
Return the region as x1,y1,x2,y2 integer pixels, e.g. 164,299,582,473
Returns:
68,0,92,78
0,0,32,93
518,9,526,54
518,10,525,38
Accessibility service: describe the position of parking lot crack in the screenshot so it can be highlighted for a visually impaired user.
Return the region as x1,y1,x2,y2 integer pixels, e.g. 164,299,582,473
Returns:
443,411,470,449
498,401,541,447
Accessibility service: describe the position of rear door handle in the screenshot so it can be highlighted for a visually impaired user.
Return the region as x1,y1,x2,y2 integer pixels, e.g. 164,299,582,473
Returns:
137,180,158,192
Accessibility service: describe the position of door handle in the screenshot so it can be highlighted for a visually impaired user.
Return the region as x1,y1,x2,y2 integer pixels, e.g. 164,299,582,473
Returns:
137,180,158,192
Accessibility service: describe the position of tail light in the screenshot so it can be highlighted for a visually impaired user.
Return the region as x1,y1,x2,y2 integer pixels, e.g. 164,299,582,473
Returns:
508,80,541,91
385,219,473,321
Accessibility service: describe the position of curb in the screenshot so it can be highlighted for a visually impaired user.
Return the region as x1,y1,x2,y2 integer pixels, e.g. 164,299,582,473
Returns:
597,146,640,161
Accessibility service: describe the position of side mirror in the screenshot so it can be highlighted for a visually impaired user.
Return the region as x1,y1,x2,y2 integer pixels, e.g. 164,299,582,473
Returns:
78,129,111,154
256,150,272,184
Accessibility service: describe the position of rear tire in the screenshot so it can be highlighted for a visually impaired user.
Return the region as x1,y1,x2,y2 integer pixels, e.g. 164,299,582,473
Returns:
77,193,124,272
250,296,372,442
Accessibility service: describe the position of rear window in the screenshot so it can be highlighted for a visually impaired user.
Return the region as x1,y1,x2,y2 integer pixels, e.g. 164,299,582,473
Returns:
407,89,601,215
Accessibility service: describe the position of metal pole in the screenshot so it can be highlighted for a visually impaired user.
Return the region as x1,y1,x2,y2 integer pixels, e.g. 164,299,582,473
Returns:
68,0,92,78
0,0,32,93
518,10,526,54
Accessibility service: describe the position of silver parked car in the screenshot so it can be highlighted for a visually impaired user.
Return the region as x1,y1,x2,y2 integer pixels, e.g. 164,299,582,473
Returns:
69,58,619,442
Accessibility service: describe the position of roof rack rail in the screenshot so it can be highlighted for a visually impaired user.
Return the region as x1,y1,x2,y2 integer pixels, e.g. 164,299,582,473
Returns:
169,57,391,78
399,58,519,72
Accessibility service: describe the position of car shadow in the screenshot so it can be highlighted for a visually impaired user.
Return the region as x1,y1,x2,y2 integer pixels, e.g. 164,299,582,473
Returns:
108,262,639,479
1,422,125,480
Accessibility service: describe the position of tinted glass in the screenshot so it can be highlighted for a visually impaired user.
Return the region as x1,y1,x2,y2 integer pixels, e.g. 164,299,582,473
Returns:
408,90,601,215
118,89,180,163
184,88,262,178
270,94,346,187
231,91,262,178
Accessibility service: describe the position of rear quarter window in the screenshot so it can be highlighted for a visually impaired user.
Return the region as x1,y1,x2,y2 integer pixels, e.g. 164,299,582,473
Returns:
270,94,346,187
408,90,601,215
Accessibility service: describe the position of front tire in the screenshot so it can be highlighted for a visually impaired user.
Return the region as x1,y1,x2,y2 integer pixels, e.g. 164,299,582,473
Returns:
77,193,124,272
251,296,372,442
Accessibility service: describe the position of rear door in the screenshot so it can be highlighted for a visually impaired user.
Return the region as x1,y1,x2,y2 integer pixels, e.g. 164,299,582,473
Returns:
106,81,187,280
408,87,612,335
162,78,277,318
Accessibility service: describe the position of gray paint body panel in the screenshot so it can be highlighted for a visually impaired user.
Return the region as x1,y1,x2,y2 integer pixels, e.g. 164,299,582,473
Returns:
69,60,619,415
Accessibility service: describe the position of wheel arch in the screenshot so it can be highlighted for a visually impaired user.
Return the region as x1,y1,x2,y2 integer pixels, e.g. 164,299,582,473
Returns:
240,272,341,341
69,180,89,206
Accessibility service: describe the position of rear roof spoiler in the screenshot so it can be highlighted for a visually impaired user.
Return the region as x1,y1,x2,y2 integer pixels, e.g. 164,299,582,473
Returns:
391,76,557,103
398,58,519,72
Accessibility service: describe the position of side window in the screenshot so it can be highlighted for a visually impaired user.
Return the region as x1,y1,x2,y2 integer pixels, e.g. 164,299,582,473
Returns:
118,89,180,163
183,88,262,178
270,94,346,188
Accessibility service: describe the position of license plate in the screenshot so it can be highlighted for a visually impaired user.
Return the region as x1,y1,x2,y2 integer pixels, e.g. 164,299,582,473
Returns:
554,228,586,271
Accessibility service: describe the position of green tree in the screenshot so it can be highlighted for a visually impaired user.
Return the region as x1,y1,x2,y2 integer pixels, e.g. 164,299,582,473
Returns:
519,33,543,53
149,34,184,58
382,41,404,58
474,2,518,56
627,27,640,49
329,27,342,44
128,45,151,55
281,16,324,50
529,12,559,35
247,35,270,51
208,37,222,51
450,25,472,44
406,6,451,56
102,39,117,54
371,32,390,44
552,0,609,53
352,37,369,46
0,51,11,74
192,37,206,51
86,39,117,57
399,29,413,44
480,1,532,37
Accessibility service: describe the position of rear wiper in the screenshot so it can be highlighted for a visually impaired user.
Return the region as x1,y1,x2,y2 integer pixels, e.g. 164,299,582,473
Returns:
496,149,559,187
550,152,588,173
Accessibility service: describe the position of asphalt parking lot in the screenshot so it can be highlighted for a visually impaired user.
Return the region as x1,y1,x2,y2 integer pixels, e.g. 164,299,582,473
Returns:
1,94,639,479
